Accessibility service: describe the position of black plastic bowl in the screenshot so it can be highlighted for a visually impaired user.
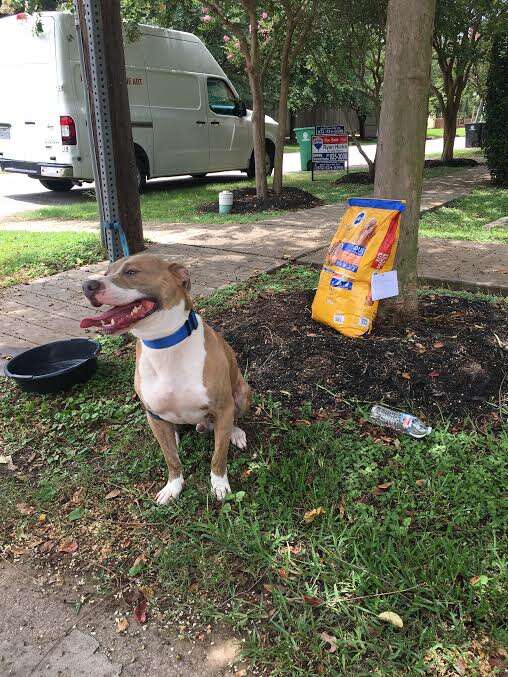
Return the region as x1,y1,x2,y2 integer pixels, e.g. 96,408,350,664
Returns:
5,338,101,394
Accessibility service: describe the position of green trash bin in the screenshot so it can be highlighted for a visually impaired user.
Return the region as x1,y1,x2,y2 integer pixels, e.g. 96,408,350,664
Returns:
294,126,315,171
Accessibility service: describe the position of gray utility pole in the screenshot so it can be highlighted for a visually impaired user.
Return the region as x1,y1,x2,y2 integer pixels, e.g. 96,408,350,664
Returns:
74,0,144,261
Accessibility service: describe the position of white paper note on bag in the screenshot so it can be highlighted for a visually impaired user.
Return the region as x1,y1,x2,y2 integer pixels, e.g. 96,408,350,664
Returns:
371,270,399,301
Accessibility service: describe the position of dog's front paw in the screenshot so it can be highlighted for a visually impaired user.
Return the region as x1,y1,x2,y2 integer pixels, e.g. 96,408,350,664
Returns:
156,476,184,504
210,472,231,501
230,426,247,450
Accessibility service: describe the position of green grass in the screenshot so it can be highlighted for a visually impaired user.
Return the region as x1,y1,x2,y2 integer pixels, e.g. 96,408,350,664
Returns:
426,127,466,139
0,267,506,674
12,166,466,226
0,229,103,287
420,186,508,243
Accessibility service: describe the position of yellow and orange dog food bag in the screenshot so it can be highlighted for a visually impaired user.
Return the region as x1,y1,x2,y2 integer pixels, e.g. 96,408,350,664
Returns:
311,197,406,337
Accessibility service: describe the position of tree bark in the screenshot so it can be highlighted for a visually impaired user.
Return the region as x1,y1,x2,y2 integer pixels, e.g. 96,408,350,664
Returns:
441,101,459,162
272,66,289,195
357,111,367,140
374,0,436,321
248,69,268,199
100,0,144,254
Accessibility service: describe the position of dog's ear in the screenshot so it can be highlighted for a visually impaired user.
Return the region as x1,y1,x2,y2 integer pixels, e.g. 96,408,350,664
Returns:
168,263,191,291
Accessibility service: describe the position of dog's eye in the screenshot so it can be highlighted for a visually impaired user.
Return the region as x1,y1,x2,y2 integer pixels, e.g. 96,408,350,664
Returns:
125,269,137,276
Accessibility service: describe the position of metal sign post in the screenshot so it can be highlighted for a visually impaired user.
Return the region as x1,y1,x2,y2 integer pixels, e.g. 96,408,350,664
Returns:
311,124,349,180
74,0,138,262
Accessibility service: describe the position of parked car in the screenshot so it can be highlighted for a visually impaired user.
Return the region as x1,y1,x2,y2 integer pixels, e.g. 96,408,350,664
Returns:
0,12,277,191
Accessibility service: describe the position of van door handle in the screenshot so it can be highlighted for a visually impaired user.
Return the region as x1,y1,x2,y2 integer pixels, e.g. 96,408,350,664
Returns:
210,121,220,126
195,120,206,125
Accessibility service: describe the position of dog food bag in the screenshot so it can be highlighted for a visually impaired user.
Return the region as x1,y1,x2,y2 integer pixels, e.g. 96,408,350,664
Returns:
311,197,406,337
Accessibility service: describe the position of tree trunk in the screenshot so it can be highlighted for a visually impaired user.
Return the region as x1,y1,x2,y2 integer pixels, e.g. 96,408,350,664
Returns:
273,62,289,196
441,103,458,162
248,70,268,199
374,0,436,321
357,112,367,140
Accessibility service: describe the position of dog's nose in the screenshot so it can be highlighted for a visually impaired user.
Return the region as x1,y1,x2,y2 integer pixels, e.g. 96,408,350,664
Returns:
82,278,103,296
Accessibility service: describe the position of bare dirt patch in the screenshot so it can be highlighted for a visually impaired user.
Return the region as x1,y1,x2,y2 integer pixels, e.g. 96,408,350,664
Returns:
198,187,322,214
208,290,507,425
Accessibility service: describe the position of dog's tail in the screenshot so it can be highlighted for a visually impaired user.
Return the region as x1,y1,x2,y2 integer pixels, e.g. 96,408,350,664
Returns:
233,374,251,421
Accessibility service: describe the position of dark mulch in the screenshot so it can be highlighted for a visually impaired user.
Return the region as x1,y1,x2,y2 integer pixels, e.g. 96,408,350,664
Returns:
334,159,480,186
335,172,373,185
198,187,322,214
209,291,507,424
424,158,479,168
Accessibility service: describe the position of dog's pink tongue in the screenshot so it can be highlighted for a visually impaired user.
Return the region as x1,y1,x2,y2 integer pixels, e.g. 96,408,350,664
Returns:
80,299,156,330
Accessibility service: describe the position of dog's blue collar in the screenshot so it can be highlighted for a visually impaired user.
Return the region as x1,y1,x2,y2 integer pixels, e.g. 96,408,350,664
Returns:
142,309,199,349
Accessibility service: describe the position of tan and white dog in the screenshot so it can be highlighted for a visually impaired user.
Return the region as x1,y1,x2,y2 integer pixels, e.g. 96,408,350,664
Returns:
81,253,251,502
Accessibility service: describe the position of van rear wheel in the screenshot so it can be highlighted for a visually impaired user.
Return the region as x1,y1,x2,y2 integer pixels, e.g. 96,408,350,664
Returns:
39,179,74,192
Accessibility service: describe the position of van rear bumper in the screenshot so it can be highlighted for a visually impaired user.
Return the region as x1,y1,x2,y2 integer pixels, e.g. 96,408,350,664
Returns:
0,159,74,179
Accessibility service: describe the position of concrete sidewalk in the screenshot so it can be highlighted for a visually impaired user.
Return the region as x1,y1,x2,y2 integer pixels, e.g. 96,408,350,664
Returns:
1,165,505,353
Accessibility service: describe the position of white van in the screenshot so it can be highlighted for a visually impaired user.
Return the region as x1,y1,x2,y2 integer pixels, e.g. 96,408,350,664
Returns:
0,12,278,191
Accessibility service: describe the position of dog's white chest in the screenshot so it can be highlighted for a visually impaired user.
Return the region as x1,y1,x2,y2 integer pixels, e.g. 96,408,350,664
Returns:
138,326,209,425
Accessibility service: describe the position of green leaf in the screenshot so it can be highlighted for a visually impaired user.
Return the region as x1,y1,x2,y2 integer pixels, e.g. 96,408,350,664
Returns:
235,491,246,503
68,507,85,521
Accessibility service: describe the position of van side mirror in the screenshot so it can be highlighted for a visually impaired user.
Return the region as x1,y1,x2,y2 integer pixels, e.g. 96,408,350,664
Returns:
236,101,247,117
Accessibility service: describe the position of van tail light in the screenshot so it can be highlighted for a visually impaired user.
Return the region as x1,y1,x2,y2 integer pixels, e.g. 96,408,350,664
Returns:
60,116,77,145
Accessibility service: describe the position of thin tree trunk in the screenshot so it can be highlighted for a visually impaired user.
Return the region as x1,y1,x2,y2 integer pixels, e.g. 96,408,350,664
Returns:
273,62,290,195
441,104,458,162
374,0,436,321
357,112,367,140
248,70,268,199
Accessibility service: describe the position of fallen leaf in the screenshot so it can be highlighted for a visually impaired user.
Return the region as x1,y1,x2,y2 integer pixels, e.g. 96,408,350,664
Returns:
58,538,78,555
38,514,46,524
40,540,55,554
433,341,445,349
470,575,489,586
16,502,35,515
68,507,84,521
415,479,426,487
263,583,274,593
240,469,252,479
303,595,324,607
303,507,325,524
139,585,155,599
401,372,411,380
71,487,86,504
320,631,337,653
378,611,403,628
338,497,346,519
278,568,288,579
0,455,17,470
288,544,303,555
415,343,427,354
105,489,122,500
454,658,467,675
134,599,148,624
374,481,393,495
129,554,147,576
116,617,129,633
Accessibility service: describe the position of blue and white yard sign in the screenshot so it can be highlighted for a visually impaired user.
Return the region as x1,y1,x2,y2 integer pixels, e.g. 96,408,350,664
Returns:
312,129,349,171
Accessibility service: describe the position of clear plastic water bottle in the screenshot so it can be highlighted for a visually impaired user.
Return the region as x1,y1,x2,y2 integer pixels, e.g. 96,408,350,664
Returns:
370,405,432,438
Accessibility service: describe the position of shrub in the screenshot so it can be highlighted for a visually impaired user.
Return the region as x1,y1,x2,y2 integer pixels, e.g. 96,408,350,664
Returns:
484,32,508,186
